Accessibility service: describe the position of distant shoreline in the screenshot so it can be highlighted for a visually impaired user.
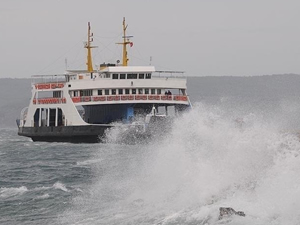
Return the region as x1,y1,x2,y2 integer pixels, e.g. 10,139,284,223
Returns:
2,74,300,127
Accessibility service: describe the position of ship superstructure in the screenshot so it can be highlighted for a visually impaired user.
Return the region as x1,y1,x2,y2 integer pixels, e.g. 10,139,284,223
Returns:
17,18,191,143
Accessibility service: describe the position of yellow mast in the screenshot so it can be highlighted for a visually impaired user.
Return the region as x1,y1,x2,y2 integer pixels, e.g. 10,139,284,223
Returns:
85,22,96,72
117,17,133,66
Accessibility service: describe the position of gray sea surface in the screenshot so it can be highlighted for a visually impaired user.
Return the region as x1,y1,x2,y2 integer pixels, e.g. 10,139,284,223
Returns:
2,75,300,224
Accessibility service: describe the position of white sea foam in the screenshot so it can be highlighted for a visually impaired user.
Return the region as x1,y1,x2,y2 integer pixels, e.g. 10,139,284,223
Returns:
59,103,300,225
33,186,51,191
53,182,69,192
0,186,28,198
36,193,50,199
75,188,83,193
76,158,103,166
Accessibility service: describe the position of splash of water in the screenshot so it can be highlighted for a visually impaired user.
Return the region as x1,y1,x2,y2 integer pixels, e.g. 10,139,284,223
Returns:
59,102,300,225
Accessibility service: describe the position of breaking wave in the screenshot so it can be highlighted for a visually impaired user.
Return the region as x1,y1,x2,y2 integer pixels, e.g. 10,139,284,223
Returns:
0,186,28,198
36,193,50,199
0,182,72,200
59,102,300,225
53,181,70,192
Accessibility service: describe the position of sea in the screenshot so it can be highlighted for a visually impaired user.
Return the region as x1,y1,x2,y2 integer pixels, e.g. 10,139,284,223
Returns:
1,76,300,224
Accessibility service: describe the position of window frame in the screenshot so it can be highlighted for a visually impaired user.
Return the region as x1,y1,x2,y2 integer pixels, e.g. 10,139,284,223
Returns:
112,74,118,79
127,73,137,79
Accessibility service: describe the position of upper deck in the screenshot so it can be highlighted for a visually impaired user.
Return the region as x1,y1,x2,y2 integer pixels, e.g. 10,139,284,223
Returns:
32,66,187,90
30,66,189,106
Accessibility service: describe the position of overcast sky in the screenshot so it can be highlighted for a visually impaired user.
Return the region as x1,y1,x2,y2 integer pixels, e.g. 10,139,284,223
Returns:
1,0,300,78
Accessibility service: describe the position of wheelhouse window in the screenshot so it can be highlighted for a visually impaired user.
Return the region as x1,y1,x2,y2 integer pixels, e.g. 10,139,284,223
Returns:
74,91,79,97
132,89,136,94
138,89,143,94
120,74,126,79
98,90,102,95
80,90,92,96
145,89,149,94
146,73,151,79
53,91,61,98
112,89,116,95
139,73,145,79
112,74,118,79
118,89,123,95
127,73,137,79
157,89,161,95
105,89,109,95
125,89,130,94
151,89,155,94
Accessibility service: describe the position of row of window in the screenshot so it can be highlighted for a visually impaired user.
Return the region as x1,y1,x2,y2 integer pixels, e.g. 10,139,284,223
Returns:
99,88,161,95
112,73,152,80
76,88,162,97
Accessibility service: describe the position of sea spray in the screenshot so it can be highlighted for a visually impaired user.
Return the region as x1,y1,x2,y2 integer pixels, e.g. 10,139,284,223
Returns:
59,103,300,225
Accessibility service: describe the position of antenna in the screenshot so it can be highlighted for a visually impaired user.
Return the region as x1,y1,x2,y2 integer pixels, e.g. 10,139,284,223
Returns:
65,58,68,70
116,17,133,66
85,22,97,74
150,56,152,65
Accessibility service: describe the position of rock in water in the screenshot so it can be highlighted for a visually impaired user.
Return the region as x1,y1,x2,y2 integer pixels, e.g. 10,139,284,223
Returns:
219,207,246,220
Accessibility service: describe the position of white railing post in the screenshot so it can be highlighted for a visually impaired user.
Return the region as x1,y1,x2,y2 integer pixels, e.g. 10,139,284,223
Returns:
55,107,58,127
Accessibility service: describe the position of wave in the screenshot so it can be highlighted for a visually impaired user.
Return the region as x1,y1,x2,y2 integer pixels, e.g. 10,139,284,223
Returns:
0,186,28,198
53,181,70,192
36,193,50,199
76,158,104,166
0,181,72,201
59,102,300,224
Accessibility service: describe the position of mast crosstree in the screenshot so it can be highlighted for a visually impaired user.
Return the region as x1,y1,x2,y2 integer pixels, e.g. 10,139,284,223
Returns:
116,17,133,66
85,22,97,73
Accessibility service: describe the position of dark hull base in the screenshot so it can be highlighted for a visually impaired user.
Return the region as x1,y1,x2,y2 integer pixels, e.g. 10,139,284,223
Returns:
18,116,174,144
31,135,100,143
18,125,112,143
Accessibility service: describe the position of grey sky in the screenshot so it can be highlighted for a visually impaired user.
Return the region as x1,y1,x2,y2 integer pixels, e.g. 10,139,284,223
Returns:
1,0,300,78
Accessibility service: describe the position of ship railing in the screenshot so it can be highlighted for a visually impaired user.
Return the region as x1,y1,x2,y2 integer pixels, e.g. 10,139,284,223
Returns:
153,71,186,78
71,94,188,103
32,98,67,105
31,74,67,88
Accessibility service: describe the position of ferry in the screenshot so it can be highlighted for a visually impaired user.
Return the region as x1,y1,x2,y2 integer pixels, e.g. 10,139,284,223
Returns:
17,18,192,143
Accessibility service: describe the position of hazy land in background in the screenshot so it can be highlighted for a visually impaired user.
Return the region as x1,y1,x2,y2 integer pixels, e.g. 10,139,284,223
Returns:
0,78,31,128
1,74,300,128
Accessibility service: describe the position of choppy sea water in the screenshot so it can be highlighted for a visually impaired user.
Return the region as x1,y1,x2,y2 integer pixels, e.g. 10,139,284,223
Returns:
2,100,300,225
